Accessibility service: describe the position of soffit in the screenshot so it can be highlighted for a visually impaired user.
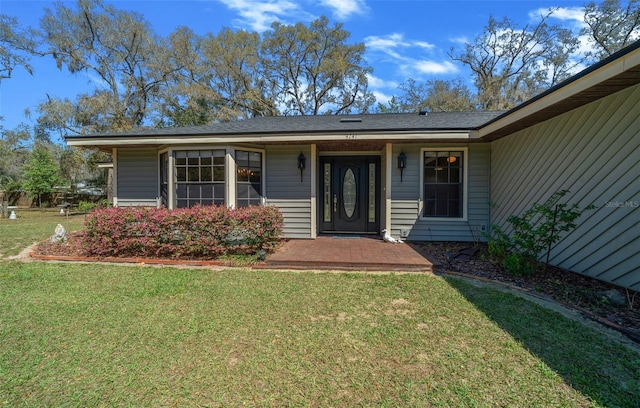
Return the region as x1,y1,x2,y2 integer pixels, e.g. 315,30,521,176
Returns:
479,44,640,142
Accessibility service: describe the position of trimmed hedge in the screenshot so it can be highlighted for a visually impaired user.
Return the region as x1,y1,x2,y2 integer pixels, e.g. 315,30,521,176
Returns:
83,205,284,259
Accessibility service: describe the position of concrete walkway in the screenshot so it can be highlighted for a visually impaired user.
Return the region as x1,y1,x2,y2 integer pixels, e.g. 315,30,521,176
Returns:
258,236,438,272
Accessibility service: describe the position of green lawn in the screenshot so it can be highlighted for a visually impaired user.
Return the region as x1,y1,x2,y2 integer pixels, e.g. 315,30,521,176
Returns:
1,211,639,406
0,208,86,258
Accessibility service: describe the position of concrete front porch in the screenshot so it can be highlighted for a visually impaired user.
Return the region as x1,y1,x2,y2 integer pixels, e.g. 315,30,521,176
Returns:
258,236,438,272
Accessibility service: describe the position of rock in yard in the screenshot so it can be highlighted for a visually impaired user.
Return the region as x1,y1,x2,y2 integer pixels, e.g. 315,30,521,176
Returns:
50,224,67,243
602,289,627,307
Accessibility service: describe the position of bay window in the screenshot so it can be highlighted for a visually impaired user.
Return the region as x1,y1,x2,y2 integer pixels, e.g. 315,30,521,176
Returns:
235,150,263,207
175,149,226,208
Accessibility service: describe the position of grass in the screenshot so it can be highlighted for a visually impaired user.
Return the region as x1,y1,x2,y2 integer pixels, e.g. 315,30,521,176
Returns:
0,208,86,257
0,210,639,406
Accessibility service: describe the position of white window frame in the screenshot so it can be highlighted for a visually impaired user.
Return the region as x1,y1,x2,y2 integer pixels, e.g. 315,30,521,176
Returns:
419,147,468,221
231,147,266,208
157,146,268,210
159,146,228,209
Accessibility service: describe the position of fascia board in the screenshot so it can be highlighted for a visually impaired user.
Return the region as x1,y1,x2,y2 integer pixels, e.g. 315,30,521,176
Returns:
478,48,640,138
65,131,473,147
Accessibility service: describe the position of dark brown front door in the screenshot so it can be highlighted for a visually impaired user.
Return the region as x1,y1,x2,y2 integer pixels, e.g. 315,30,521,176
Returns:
320,156,380,234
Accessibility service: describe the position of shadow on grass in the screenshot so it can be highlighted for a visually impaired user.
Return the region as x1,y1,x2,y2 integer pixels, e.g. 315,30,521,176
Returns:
444,276,640,408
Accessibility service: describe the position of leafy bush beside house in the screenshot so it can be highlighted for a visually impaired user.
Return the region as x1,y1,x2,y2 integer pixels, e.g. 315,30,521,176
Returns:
487,190,596,275
83,205,284,259
76,199,109,213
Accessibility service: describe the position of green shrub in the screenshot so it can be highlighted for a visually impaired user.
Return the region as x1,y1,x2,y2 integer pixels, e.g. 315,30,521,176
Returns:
487,190,595,275
77,201,98,212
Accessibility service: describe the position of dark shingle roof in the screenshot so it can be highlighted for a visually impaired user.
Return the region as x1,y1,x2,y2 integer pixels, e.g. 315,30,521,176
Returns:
67,111,504,139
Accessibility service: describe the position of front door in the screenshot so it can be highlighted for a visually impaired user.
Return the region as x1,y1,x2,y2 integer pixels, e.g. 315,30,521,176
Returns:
320,156,380,234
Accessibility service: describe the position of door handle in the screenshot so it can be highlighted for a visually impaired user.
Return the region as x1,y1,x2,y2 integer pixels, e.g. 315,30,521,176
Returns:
333,194,337,212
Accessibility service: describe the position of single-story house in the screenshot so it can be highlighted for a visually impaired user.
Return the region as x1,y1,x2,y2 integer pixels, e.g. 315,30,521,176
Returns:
66,41,640,291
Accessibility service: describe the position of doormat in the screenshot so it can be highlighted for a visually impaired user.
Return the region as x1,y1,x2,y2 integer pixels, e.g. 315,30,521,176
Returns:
332,235,361,239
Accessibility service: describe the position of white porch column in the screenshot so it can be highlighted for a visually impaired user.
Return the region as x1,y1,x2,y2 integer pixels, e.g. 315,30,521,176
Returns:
310,144,317,238
385,143,392,234
226,149,236,208
112,148,119,207
168,151,175,209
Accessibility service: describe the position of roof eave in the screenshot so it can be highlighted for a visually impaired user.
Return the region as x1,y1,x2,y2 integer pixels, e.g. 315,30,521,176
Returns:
478,41,640,142
65,129,477,148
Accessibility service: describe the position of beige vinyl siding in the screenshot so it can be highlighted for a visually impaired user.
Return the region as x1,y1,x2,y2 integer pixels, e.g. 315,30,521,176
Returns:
265,145,312,239
491,84,640,291
115,148,159,207
390,144,490,241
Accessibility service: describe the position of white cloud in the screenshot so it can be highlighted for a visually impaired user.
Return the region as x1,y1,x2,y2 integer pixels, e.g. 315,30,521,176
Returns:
319,0,368,20
530,6,585,25
365,33,457,80
365,33,434,52
364,33,436,62
372,90,394,106
449,36,469,45
216,0,368,31
413,40,435,50
365,33,410,51
411,60,458,75
367,74,398,90
216,0,309,32
366,75,399,108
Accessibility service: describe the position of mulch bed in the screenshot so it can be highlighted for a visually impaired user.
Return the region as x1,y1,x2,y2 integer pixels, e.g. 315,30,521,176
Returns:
31,231,88,258
32,233,639,343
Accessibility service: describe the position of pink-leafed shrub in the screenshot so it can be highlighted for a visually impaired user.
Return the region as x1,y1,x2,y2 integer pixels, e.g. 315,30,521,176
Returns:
83,205,284,259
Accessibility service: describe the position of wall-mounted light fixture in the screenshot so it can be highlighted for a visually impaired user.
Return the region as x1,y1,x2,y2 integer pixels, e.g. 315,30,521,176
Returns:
297,152,306,182
397,151,407,182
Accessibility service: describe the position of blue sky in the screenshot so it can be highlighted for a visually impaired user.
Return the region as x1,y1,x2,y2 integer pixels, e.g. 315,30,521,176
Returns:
1,0,592,133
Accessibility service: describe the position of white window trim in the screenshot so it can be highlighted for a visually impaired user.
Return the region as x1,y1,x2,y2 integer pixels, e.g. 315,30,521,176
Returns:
162,147,228,209
157,150,171,209
419,147,468,222
231,146,266,208
158,146,267,210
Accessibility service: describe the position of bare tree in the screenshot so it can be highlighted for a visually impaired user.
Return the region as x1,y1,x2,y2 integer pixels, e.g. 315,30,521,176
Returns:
203,28,277,119
261,16,374,115
450,13,580,110
162,26,276,125
0,14,37,83
582,0,640,60
37,0,175,134
162,18,375,123
396,78,477,112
